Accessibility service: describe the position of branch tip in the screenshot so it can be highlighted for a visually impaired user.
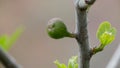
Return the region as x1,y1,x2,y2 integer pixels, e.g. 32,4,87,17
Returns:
76,0,96,11
85,0,96,5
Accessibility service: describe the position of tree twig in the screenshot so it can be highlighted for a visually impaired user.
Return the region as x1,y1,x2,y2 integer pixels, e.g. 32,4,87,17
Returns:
75,0,96,68
75,5,90,68
106,44,120,68
0,47,21,68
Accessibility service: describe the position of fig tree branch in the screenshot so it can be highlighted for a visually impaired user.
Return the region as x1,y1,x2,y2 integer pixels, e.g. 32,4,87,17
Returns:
75,0,96,68
0,47,21,68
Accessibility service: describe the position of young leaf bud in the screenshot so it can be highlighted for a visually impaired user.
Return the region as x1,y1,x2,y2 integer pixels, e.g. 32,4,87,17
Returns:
47,18,71,39
97,21,116,46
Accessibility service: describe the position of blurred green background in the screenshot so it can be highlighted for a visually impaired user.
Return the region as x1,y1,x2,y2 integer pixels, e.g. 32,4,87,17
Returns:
0,0,120,68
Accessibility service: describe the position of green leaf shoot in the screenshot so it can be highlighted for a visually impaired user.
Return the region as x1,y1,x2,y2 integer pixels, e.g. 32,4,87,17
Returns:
54,56,78,68
68,56,78,68
0,27,24,51
0,35,10,50
54,60,67,68
96,21,116,46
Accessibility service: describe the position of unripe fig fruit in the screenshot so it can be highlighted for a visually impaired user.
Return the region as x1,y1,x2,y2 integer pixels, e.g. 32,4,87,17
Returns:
47,18,70,39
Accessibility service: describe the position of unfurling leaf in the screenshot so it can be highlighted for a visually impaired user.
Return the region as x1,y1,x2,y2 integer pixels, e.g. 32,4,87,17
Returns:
54,60,67,68
97,21,116,46
68,56,78,68
54,56,78,68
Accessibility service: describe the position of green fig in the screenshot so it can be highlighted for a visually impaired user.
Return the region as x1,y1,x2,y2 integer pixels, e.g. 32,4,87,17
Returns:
47,18,71,39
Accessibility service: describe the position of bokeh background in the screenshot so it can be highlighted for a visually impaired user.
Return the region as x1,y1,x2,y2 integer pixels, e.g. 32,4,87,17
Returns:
0,0,120,68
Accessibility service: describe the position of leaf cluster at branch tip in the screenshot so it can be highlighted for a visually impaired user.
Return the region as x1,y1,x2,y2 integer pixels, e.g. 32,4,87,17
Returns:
54,56,78,68
97,21,116,47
